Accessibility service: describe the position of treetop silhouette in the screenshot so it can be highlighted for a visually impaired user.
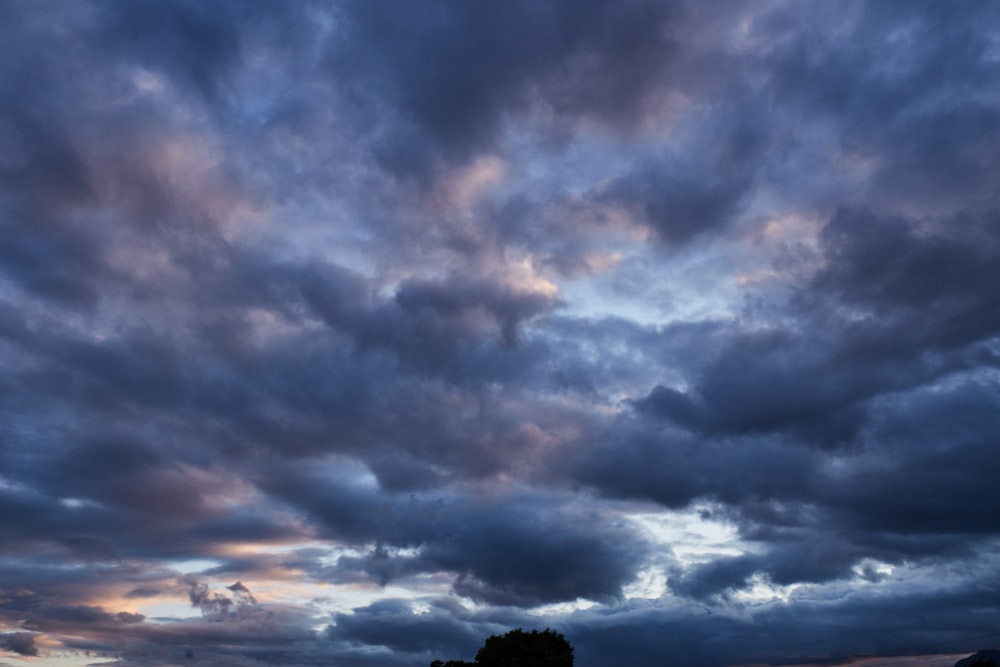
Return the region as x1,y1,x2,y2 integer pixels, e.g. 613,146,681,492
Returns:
431,628,573,667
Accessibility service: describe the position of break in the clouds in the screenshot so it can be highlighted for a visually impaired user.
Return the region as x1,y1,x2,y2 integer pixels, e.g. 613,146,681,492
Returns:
2,2,999,666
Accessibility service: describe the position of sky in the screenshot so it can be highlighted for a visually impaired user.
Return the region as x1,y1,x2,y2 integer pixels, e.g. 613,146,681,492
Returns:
1,1,999,666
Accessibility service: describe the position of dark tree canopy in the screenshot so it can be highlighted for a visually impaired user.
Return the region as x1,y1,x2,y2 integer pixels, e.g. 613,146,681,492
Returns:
432,628,573,667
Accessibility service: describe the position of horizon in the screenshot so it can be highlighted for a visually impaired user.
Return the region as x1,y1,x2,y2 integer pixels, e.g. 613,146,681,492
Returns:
1,1,999,666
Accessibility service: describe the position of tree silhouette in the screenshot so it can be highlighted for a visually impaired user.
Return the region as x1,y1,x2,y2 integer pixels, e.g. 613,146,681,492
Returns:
432,628,573,667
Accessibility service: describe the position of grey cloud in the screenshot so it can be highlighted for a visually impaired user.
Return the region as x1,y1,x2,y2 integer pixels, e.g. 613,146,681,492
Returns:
426,510,644,606
328,598,489,658
758,1,1000,208
2,1,1000,666
30,605,145,628
569,576,1000,667
95,0,249,101
393,278,557,347
262,466,649,605
571,423,823,510
318,574,1000,667
581,370,1000,595
227,581,257,606
182,577,263,623
303,267,559,362
815,207,1000,349
629,262,991,449
598,112,766,244
0,633,38,657
670,538,866,600
124,587,161,599
632,385,707,431
329,0,680,173
822,387,1000,538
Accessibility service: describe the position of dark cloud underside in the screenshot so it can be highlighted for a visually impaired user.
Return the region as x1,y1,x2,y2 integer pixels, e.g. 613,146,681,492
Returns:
2,2,999,667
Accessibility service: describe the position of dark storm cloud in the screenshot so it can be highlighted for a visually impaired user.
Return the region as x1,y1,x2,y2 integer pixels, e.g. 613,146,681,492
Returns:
0,111,107,307
0,477,128,557
577,183,1000,591
26,605,145,631
0,633,38,657
571,419,823,510
579,362,1000,594
669,537,870,600
0,242,567,483
429,508,642,606
328,598,491,658
301,264,560,360
821,379,1000,538
634,328,890,445
815,207,1000,349
630,206,1000,443
325,597,567,666
330,0,680,171
3,1,1000,666
0,7,136,307
262,465,648,606
569,575,1000,667
758,0,1000,209
598,104,767,244
95,0,249,101
318,569,1000,667
0,0,318,312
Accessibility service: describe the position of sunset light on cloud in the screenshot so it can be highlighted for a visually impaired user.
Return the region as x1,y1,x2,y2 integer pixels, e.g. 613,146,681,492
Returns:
2,2,1000,666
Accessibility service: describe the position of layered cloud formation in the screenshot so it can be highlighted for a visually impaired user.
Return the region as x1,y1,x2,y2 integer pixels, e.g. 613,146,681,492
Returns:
2,2,999,666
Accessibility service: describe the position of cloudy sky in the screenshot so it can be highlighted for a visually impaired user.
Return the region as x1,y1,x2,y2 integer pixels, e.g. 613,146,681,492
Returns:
2,1,1000,666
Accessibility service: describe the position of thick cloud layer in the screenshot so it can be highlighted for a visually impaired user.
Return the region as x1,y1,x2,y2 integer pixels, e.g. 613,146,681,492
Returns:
2,2,999,666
